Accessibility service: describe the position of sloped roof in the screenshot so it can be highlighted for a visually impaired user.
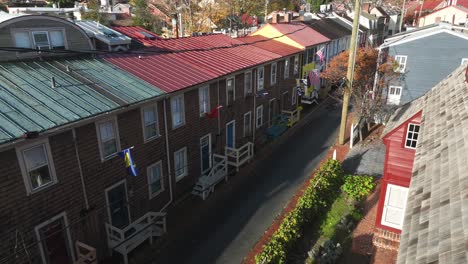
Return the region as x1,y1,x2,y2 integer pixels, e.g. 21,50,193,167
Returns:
235,35,302,56
75,20,131,46
382,96,425,137
457,0,468,8
302,18,351,40
397,65,468,263
109,26,284,92
419,4,468,19
254,22,330,48
0,57,163,144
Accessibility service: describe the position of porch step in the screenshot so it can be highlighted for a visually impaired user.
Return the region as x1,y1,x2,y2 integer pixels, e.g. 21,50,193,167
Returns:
372,229,400,251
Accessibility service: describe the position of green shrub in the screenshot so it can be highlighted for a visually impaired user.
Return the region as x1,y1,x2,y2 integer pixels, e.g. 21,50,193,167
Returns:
255,159,345,264
342,175,375,201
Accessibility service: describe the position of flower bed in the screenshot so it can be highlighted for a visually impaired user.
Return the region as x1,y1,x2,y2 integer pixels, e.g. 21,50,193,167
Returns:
254,159,345,264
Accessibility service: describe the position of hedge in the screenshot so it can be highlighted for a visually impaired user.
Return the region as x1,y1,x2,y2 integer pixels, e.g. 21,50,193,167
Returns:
255,159,345,264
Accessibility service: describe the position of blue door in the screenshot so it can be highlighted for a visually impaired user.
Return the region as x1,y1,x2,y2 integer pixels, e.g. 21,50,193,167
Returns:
200,134,212,173
106,181,130,229
226,120,235,149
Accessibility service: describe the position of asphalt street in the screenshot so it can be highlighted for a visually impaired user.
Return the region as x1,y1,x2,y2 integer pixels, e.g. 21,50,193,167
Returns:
152,103,341,264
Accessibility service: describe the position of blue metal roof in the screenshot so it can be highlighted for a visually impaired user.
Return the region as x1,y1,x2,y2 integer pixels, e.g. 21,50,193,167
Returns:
0,57,164,144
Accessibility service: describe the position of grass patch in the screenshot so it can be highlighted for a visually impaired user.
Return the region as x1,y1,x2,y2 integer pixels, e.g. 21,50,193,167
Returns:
319,195,352,239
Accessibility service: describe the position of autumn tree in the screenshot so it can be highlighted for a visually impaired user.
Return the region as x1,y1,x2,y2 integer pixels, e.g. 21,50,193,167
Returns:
81,0,109,25
322,47,400,127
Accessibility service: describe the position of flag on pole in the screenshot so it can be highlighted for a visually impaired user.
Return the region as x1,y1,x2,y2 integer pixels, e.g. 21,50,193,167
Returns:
207,105,222,119
119,147,137,176
316,47,325,64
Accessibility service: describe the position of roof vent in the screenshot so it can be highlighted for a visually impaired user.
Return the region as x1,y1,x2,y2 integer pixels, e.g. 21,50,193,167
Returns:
66,65,71,72
138,55,142,59
51,77,56,88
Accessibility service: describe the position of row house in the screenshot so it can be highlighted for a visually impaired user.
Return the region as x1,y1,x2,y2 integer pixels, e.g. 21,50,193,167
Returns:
0,13,305,264
373,64,468,263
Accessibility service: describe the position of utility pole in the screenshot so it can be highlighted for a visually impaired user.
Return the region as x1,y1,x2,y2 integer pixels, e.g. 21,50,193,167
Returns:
399,0,407,32
265,0,269,19
338,0,362,145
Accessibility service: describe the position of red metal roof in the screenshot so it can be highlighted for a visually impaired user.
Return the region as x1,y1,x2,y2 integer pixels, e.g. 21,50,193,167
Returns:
236,35,302,56
107,26,286,92
266,23,330,48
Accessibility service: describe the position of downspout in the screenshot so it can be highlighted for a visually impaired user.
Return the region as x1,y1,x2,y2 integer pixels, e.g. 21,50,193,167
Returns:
160,99,173,212
72,128,89,210
252,68,256,155
217,80,221,137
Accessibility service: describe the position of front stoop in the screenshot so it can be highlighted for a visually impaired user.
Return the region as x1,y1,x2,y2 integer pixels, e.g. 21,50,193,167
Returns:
372,228,401,251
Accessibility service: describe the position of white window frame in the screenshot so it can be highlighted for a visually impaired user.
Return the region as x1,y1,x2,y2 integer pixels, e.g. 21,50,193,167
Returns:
394,55,407,73
244,111,252,137
226,77,235,105
16,138,58,195
405,123,420,149
198,86,210,116
284,58,290,79
461,58,468,65
96,117,121,161
200,134,212,174
244,71,252,96
13,31,32,49
171,94,186,129
268,98,276,127
381,184,409,230
174,147,188,181
32,31,51,50
293,55,299,75
147,161,164,199
141,104,160,142
35,212,75,264
257,66,265,91
292,87,297,105
256,105,264,128
271,62,277,85
12,28,67,50
387,85,402,105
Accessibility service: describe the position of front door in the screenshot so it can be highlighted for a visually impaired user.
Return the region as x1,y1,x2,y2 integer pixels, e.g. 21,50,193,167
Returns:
269,99,277,126
381,184,409,230
37,214,73,264
281,92,289,110
226,120,235,149
200,134,212,174
106,181,130,229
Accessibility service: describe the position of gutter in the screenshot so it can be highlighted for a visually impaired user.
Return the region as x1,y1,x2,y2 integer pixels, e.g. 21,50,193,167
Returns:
160,98,173,212
72,128,89,210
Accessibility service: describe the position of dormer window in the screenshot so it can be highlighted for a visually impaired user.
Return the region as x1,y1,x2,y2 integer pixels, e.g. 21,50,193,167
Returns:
13,29,66,50
405,123,420,149
32,31,50,50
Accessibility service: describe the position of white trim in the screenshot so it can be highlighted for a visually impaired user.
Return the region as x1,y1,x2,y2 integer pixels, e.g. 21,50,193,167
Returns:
174,147,188,181
284,57,290,79
293,55,299,76
394,55,407,73
381,184,409,230
270,62,277,85
170,94,186,129
226,77,236,105
387,85,402,105
404,123,420,149
95,116,121,162
105,179,131,227
35,212,75,264
226,120,236,149
198,85,210,116
200,133,212,174
461,58,468,65
141,103,160,143
380,28,468,49
292,87,297,106
257,66,265,91
16,138,58,195
256,105,264,128
244,71,253,96
243,111,252,137
147,160,164,199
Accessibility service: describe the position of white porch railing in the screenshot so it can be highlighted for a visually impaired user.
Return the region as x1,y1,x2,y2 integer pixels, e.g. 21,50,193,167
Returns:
105,212,166,264
192,154,228,200
301,89,319,105
74,241,97,264
281,108,301,127
225,142,254,172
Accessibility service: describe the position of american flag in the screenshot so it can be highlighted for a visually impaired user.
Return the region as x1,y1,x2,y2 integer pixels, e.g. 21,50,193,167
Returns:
316,47,325,64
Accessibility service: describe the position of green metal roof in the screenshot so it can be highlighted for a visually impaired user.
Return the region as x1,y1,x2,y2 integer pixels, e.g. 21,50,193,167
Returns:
0,57,164,144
